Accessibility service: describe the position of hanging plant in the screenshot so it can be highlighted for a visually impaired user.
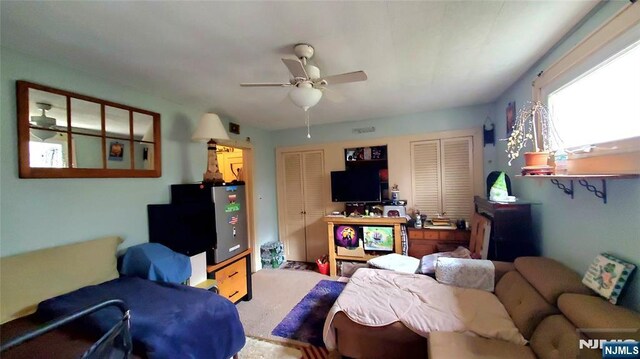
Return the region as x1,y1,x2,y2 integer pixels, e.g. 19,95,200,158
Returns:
505,101,561,166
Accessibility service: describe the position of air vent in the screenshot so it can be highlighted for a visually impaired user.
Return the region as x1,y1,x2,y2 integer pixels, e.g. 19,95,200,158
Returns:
352,126,375,134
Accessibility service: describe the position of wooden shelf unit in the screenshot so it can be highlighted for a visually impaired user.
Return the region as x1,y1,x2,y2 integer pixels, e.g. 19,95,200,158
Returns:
324,216,406,276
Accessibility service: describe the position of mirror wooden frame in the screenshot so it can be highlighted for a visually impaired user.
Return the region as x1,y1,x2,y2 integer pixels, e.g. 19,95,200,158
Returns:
17,81,161,178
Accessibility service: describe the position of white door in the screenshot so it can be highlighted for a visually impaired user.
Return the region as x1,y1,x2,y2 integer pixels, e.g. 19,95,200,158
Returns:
441,137,473,220
279,150,326,262
282,152,306,261
411,140,442,216
301,151,325,261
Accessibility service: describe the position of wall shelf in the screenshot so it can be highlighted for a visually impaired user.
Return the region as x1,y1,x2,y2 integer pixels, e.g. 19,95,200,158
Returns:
516,174,639,204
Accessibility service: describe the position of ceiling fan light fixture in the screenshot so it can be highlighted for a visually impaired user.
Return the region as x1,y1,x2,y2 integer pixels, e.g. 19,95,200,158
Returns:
288,84,322,111
30,102,57,141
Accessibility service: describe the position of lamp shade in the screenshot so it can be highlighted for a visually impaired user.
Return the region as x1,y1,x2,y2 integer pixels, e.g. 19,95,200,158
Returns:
288,84,322,111
192,113,230,142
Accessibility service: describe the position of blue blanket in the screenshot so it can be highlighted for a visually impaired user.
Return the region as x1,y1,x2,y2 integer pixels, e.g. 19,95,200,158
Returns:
37,277,245,359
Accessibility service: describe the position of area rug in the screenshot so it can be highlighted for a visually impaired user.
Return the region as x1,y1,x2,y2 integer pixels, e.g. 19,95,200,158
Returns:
271,280,346,347
279,260,316,271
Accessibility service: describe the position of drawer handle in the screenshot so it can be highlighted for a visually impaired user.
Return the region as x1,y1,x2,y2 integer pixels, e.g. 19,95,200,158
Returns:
229,290,240,298
229,271,239,278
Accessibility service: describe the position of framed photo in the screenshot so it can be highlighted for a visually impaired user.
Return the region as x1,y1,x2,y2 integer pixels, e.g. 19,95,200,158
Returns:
108,141,124,161
506,101,516,136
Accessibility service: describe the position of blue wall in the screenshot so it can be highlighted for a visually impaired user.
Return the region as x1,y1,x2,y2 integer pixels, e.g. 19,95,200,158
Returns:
0,47,278,258
272,103,499,179
493,1,639,310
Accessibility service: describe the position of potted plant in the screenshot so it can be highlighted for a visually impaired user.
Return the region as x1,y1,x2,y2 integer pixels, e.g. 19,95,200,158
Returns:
505,101,559,167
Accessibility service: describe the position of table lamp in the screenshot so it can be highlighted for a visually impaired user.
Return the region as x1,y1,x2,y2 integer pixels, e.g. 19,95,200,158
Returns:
192,113,230,183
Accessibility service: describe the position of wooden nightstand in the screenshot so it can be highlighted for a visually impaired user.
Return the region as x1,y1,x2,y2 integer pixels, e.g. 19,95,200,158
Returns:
207,249,252,303
407,227,470,258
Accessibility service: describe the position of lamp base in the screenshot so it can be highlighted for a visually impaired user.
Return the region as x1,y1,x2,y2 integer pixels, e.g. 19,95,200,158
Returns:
203,139,224,184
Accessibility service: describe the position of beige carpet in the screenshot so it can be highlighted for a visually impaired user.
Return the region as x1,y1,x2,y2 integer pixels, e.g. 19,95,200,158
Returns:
237,268,328,344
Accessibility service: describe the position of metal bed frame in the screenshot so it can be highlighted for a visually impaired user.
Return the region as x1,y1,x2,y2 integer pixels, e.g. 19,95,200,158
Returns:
1,299,132,359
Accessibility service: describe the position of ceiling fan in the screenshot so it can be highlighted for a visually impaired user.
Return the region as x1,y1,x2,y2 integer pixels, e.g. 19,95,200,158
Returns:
30,102,58,141
241,43,367,138
241,43,367,110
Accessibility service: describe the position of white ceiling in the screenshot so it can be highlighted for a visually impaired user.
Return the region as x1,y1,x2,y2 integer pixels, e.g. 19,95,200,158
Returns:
1,1,598,130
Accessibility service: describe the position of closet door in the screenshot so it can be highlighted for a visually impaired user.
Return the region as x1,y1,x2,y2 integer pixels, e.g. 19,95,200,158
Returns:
441,137,473,220
282,153,306,261
411,140,442,215
301,151,325,261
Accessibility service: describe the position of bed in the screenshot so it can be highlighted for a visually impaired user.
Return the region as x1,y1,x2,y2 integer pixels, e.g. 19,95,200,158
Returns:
0,237,245,359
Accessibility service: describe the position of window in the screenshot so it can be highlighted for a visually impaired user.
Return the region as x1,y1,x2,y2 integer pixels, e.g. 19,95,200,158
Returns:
29,141,65,168
547,40,640,150
533,3,640,174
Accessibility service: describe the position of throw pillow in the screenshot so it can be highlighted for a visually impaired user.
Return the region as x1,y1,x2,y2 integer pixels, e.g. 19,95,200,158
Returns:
582,253,636,305
367,253,420,274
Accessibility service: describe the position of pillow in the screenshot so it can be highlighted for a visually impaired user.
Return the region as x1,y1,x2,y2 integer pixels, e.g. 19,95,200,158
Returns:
420,246,471,274
367,253,420,274
0,236,122,323
582,253,636,305
435,257,495,291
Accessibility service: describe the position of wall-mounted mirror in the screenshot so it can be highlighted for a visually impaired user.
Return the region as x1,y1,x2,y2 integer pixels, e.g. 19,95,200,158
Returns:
17,81,161,178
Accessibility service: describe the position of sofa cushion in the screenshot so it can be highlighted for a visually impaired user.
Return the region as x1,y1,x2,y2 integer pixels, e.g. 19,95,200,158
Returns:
495,271,558,339
558,293,640,342
0,237,122,324
515,257,593,304
428,331,535,359
528,315,596,359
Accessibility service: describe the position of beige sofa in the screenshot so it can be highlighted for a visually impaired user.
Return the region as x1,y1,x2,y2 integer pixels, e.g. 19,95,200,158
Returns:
331,257,640,358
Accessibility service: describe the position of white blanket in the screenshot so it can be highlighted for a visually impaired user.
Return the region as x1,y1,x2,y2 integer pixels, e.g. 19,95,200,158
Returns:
323,268,526,350
435,257,495,292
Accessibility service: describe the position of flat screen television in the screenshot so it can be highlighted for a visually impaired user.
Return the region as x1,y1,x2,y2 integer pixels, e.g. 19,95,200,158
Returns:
331,168,381,202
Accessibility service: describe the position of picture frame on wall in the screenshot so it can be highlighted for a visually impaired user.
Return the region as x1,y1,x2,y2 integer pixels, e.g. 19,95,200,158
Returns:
506,101,516,136
108,141,124,161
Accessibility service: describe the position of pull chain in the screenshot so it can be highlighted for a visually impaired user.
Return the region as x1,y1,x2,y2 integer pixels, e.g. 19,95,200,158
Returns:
305,110,311,139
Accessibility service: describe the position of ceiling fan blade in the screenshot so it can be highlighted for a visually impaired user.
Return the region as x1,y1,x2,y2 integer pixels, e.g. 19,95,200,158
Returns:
321,71,367,85
240,83,291,87
282,58,308,79
320,87,346,103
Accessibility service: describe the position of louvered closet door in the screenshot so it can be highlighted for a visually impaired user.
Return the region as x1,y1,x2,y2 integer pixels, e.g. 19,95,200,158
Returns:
441,137,473,220
301,151,325,261
282,153,306,261
411,140,442,216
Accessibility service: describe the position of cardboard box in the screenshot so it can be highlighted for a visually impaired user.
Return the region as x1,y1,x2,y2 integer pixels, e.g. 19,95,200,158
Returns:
337,245,365,258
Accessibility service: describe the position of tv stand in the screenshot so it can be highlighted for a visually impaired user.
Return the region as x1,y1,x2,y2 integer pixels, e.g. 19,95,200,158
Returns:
323,216,407,276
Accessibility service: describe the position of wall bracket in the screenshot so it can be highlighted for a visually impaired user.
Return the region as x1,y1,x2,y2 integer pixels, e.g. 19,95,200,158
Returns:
550,179,574,199
578,179,607,204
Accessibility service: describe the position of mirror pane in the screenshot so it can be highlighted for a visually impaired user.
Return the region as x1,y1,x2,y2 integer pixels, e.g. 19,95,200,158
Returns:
134,112,154,143
73,134,103,169
29,89,67,132
135,143,155,170
105,140,130,169
105,106,130,140
71,98,102,136
29,131,69,168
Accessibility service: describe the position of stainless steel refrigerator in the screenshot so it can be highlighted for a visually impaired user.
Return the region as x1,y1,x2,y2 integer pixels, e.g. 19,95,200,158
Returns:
212,183,248,263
